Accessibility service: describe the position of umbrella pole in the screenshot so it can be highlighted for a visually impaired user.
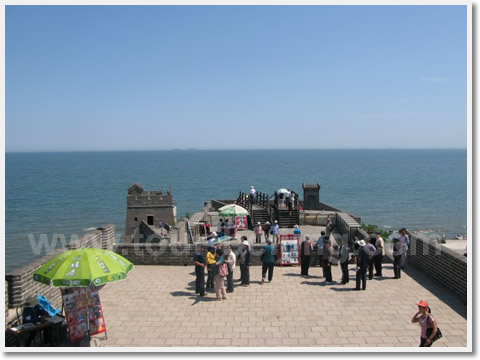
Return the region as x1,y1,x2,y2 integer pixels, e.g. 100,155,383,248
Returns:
85,287,91,342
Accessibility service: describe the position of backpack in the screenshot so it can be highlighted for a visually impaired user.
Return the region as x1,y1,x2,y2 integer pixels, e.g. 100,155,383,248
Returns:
218,263,228,277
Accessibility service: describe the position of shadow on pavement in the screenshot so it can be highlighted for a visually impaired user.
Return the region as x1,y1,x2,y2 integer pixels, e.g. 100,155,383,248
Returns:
329,287,358,292
401,263,467,319
282,273,303,277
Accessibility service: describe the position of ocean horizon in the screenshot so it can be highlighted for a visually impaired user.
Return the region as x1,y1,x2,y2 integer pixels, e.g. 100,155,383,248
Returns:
5,149,467,273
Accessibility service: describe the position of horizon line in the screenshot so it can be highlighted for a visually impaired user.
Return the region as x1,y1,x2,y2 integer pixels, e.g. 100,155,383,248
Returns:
4,147,468,154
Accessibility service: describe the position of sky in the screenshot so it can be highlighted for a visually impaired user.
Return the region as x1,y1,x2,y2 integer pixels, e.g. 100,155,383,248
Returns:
5,4,468,151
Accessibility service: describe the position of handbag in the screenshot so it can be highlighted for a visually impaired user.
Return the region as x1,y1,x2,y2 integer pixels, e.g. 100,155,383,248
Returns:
426,315,443,343
218,263,228,277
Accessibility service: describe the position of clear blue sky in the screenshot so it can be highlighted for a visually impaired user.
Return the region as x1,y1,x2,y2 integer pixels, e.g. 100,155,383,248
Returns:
5,5,468,151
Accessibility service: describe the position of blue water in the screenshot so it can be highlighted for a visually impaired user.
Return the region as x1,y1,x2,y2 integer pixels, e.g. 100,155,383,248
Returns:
5,149,467,273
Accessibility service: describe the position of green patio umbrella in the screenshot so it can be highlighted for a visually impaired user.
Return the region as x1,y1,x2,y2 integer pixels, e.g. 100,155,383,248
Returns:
33,248,134,287
218,204,249,217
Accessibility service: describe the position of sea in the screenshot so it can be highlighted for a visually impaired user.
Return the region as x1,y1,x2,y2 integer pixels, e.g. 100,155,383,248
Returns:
5,149,467,273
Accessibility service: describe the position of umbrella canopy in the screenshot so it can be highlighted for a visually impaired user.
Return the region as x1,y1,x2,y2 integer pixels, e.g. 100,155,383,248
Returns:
277,188,290,194
33,248,134,287
218,204,249,217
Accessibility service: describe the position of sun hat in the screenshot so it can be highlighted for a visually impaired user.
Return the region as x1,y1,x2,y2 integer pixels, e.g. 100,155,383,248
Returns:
357,240,366,247
257,222,261,225
294,225,299,228
417,300,429,308
242,240,249,246
211,231,217,237
265,221,270,225
274,220,278,224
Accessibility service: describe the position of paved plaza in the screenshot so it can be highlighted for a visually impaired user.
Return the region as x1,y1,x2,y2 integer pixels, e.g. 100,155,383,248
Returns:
97,262,468,348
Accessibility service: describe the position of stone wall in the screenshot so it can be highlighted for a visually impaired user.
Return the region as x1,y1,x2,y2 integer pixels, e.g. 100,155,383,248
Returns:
113,242,325,267
5,225,116,310
406,233,467,303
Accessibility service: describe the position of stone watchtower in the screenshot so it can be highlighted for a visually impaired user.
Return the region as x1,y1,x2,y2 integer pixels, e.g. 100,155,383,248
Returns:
125,183,177,243
302,183,321,210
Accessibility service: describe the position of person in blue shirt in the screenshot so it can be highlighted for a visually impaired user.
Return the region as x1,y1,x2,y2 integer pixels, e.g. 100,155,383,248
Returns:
293,225,301,236
271,221,280,244
261,239,276,284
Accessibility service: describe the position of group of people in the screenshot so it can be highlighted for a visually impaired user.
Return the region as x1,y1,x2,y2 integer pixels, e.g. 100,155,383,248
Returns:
193,225,440,347
193,236,253,300
254,220,280,244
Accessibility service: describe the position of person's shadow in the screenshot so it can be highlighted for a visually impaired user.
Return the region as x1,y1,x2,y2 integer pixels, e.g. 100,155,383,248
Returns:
170,291,216,305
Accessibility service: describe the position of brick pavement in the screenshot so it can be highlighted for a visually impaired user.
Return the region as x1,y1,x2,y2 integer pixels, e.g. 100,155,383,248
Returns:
96,263,468,349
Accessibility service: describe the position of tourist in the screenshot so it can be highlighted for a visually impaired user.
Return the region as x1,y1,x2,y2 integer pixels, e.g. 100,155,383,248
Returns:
239,240,251,286
411,300,439,347
206,246,216,291
261,239,275,284
271,220,280,244
322,236,333,284
339,238,350,284
193,244,206,297
225,245,236,293
250,186,257,204
374,232,385,276
366,238,377,280
255,222,263,244
290,193,295,216
293,224,301,236
263,221,271,242
317,231,325,269
399,227,410,268
214,248,228,301
287,193,293,216
325,215,333,236
392,238,402,279
217,219,224,237
300,235,313,277
236,236,251,281
354,240,368,290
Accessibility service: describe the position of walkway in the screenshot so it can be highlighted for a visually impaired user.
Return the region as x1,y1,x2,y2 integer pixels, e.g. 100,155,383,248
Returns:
96,262,468,348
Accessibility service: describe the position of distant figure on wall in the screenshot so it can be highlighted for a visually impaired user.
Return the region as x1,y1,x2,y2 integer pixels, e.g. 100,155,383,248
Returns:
354,240,369,291
365,238,377,280
322,236,334,284
399,228,410,268
263,221,271,242
374,232,385,276
249,186,257,204
254,222,263,244
193,244,206,297
392,238,402,279
271,221,280,244
326,216,333,236
300,235,313,277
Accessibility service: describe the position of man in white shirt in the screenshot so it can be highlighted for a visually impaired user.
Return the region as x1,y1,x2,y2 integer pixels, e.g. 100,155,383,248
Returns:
399,228,409,268
374,232,385,276
249,186,257,204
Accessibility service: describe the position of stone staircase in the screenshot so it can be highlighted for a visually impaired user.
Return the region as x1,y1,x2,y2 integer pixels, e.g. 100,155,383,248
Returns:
251,205,271,225
277,209,299,228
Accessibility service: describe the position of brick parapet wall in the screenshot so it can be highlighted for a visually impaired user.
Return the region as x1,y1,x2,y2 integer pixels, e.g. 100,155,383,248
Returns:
113,243,325,267
5,225,116,309
406,233,467,302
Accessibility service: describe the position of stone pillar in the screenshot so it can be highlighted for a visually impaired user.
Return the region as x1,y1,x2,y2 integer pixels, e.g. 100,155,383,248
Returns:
302,183,321,210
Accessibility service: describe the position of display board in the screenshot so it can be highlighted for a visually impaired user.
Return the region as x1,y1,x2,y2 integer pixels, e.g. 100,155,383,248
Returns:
235,216,248,230
279,234,300,266
62,285,107,342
